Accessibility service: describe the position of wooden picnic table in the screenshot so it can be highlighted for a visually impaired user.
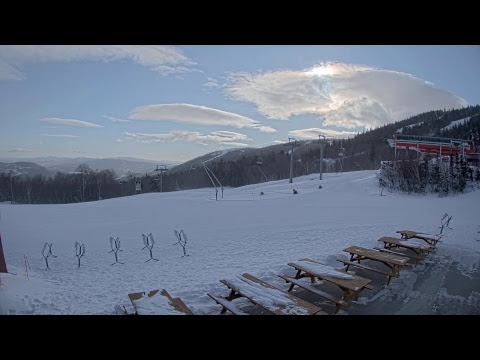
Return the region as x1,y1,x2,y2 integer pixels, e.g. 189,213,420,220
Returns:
284,258,373,313
339,245,410,285
378,236,434,262
215,273,327,315
396,230,441,246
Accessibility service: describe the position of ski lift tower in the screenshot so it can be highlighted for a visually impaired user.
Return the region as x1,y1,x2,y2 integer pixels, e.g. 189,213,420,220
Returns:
201,161,224,200
154,165,168,192
134,177,142,194
284,137,297,183
256,156,267,182
337,141,345,172
318,134,328,180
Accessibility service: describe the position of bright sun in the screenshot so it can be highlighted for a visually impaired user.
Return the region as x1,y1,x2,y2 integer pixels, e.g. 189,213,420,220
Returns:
309,64,335,76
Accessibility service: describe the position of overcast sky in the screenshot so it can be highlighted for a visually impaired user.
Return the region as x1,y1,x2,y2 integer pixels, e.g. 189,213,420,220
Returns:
1,45,478,162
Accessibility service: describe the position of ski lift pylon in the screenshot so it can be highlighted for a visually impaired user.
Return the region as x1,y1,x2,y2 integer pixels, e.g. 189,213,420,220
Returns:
338,142,345,157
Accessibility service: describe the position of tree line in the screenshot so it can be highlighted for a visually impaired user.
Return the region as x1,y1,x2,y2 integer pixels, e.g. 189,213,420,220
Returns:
379,156,480,196
1,105,479,204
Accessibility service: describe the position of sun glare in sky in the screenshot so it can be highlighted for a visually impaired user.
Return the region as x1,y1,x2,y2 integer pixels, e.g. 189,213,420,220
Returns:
308,63,337,77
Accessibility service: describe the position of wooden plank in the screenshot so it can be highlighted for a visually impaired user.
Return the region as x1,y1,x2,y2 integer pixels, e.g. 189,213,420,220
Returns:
278,274,346,305
373,247,423,261
128,289,159,301
128,288,194,315
207,293,249,315
336,259,398,278
220,273,327,315
160,289,195,315
343,245,410,266
287,259,373,291
397,229,432,237
397,230,440,242
325,262,374,290
114,304,136,315
241,273,328,315
397,230,441,247
378,236,434,253
278,274,346,314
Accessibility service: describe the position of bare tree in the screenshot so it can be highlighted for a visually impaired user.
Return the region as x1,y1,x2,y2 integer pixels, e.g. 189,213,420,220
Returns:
75,164,93,202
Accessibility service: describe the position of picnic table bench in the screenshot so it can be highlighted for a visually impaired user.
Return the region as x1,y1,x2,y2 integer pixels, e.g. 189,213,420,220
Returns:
282,258,373,314
128,289,194,315
372,246,424,267
213,273,328,315
396,230,441,246
378,236,434,264
114,303,136,315
207,293,249,315
338,245,410,285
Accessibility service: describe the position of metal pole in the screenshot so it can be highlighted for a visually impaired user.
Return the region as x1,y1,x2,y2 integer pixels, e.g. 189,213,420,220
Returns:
288,138,297,183
289,142,294,183
318,135,326,180
394,137,397,159
154,165,168,193
283,138,297,184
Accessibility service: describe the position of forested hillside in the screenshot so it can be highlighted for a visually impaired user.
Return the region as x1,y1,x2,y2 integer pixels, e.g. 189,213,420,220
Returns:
1,105,479,204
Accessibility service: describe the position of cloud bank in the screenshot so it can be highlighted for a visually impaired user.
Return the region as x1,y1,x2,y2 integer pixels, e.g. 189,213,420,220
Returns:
289,128,357,140
128,104,277,133
40,134,79,138
0,45,196,81
224,62,469,131
41,118,103,128
123,130,252,147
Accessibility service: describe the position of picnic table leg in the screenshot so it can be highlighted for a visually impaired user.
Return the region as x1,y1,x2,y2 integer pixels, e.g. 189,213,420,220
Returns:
219,289,239,314
342,288,362,303
354,255,366,265
379,261,397,285
289,269,303,291
342,289,355,302
410,249,424,266
394,264,406,278
347,254,360,269
381,261,394,271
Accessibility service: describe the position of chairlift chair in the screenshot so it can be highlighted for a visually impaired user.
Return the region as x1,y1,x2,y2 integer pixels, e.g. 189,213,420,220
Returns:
256,157,263,165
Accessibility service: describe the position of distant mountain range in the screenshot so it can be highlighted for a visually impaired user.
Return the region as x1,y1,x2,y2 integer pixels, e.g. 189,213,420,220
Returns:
0,156,181,179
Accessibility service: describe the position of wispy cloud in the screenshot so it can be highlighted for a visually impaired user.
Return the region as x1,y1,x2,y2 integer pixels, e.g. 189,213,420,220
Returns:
224,62,469,130
102,115,131,123
8,148,33,153
123,130,252,147
203,77,223,89
40,134,80,138
0,45,197,81
41,118,103,128
289,128,357,140
128,104,277,133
